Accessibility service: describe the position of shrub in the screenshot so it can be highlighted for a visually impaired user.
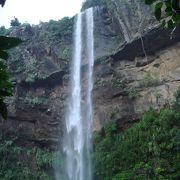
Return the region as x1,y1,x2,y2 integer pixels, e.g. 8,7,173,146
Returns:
93,93,180,179
139,72,161,87
25,96,49,106
48,17,73,39
0,135,54,180
0,26,8,36
10,17,21,27
111,75,126,88
61,47,72,60
128,87,140,100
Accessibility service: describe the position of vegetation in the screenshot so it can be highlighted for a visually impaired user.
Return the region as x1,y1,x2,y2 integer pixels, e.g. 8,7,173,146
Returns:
81,0,106,11
138,72,161,88
25,73,37,83
0,134,55,180
0,0,22,120
111,75,126,89
128,87,140,100
25,96,49,106
61,47,72,60
0,36,22,120
0,26,10,36
144,0,180,28
106,107,120,120
48,17,74,40
93,88,180,180
10,17,21,27
94,78,108,87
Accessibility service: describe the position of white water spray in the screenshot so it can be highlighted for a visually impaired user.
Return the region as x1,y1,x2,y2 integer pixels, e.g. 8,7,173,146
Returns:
61,8,94,180
64,11,83,180
84,8,94,180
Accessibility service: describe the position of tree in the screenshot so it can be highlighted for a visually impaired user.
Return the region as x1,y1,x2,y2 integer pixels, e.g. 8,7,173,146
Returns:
0,37,22,120
0,0,6,7
0,0,22,120
145,0,180,28
10,17,21,27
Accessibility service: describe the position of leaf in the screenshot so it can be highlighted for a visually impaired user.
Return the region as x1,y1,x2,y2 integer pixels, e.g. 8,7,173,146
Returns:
155,8,162,21
172,14,180,23
0,50,9,60
155,1,163,9
167,19,175,28
155,2,163,21
145,0,157,5
165,6,173,16
0,0,6,7
0,36,23,50
0,89,12,97
161,20,166,27
0,98,7,120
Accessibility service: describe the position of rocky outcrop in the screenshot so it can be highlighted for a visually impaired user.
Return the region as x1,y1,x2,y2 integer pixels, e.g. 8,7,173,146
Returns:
104,0,157,42
1,21,73,149
93,41,180,131
0,3,180,150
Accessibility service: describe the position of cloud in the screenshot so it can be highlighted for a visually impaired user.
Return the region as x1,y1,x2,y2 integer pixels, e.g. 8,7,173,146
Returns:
0,0,83,27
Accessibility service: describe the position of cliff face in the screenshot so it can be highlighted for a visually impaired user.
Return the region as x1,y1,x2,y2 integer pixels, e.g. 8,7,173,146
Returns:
1,19,74,149
0,2,180,150
93,40,180,131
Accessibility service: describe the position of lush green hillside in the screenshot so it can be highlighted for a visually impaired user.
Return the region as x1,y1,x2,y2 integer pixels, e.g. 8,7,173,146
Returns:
93,88,180,180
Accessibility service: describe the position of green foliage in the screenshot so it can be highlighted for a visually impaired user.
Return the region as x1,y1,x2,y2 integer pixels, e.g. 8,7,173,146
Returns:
93,90,180,179
139,72,161,88
10,17,21,27
111,75,126,88
0,36,22,54
81,0,106,11
0,26,9,36
97,56,111,65
0,61,13,119
25,73,37,83
0,136,34,179
61,47,72,60
25,96,49,106
0,36,22,120
25,73,48,83
144,0,180,28
0,135,54,180
172,86,180,111
128,87,140,100
154,90,163,103
48,17,73,40
9,47,25,73
106,107,120,120
94,78,108,87
24,58,47,83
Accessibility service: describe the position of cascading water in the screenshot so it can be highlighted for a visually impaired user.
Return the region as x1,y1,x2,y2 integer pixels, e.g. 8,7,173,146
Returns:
61,8,94,180
84,8,94,180
63,11,83,180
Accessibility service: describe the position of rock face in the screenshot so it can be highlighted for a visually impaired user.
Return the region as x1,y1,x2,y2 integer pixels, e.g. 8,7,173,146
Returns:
93,41,180,131
0,3,180,150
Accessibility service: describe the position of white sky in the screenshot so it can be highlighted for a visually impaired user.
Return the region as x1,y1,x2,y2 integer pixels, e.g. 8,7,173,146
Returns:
0,0,84,27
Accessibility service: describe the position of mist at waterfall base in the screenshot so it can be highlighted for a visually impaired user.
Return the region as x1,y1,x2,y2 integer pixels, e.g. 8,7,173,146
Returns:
55,8,94,180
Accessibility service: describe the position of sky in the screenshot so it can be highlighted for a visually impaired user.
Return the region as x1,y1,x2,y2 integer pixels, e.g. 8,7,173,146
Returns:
0,0,84,27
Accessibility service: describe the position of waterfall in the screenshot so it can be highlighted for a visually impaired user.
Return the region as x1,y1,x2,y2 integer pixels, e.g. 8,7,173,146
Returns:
60,8,94,180
84,8,94,180
64,11,83,180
